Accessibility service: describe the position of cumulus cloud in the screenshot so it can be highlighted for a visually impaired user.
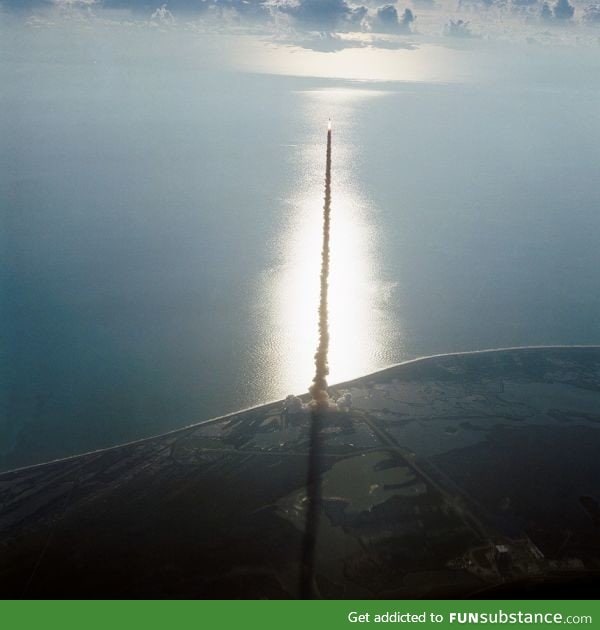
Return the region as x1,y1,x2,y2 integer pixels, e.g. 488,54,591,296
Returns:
376,4,400,27
583,3,600,22
371,4,414,33
552,0,574,19
444,18,473,37
540,1,553,18
151,3,175,22
540,0,574,21
277,0,367,31
6,0,599,46
399,7,414,28
277,0,421,35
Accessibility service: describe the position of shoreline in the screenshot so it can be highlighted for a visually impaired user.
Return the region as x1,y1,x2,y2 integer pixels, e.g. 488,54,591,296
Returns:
3,343,600,477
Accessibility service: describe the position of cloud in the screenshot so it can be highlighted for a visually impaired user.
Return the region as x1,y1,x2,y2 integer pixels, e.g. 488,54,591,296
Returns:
583,3,600,22
540,0,574,21
276,0,421,36
5,0,599,46
151,2,174,21
213,0,270,19
0,0,60,7
540,1,553,18
376,4,399,27
457,0,495,9
512,0,538,7
444,18,473,37
1,0,417,48
277,0,368,31
552,0,574,19
100,0,264,15
371,4,414,33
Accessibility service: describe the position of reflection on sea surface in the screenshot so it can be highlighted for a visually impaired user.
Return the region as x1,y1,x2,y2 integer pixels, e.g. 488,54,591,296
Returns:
234,37,470,83
262,89,400,397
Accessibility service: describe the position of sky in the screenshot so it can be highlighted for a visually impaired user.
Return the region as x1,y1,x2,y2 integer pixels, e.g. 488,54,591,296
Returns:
2,0,600,51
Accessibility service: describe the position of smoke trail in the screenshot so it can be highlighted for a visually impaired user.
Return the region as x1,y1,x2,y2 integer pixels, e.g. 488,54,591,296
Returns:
300,121,332,600
308,121,332,409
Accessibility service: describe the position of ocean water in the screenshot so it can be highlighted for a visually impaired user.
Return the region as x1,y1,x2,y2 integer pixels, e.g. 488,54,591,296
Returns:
2,23,600,470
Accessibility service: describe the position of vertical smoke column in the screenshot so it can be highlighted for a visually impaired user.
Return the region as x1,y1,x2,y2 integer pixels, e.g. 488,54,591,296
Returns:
309,119,332,408
300,120,332,599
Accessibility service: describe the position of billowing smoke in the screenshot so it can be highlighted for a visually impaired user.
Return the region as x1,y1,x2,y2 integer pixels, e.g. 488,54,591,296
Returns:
308,122,333,410
336,392,352,411
284,394,307,414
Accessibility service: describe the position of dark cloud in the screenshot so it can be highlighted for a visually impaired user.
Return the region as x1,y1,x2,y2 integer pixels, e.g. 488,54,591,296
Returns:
400,7,414,28
277,0,367,31
540,0,574,20
376,3,399,25
552,0,574,19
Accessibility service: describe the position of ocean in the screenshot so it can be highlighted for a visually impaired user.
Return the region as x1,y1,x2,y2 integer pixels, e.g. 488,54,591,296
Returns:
2,22,600,470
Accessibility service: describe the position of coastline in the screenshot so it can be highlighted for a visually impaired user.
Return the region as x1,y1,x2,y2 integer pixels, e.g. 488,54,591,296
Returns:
3,343,600,477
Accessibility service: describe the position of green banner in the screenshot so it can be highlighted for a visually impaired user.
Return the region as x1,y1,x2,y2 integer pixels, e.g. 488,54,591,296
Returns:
1,601,597,630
